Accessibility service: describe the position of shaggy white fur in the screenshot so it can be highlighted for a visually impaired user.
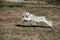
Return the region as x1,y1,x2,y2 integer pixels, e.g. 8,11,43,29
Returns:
21,11,53,27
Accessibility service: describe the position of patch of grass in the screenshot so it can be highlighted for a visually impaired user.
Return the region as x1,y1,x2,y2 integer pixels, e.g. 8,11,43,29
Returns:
0,27,60,40
56,0,60,5
10,37,20,40
0,36,5,40
0,2,25,8
0,28,6,35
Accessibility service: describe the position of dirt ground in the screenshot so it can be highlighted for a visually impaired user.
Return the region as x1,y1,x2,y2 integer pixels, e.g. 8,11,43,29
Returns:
0,7,60,40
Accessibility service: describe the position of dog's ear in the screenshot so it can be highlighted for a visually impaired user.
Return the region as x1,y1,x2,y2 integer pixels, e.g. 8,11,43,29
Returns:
23,11,26,14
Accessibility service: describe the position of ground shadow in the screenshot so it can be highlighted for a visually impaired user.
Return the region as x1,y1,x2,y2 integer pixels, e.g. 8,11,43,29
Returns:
15,24,52,28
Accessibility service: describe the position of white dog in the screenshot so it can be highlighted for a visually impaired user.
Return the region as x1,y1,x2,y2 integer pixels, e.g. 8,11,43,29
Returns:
21,11,53,27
